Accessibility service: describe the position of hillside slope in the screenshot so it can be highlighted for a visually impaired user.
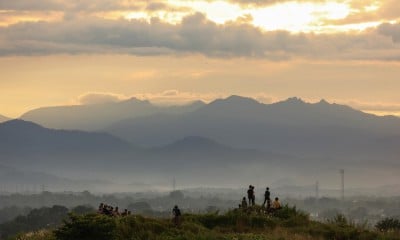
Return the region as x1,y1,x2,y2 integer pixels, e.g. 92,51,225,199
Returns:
12,206,400,240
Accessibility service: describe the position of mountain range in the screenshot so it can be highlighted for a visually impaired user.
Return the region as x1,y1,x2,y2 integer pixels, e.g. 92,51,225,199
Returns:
1,95,400,190
106,96,400,161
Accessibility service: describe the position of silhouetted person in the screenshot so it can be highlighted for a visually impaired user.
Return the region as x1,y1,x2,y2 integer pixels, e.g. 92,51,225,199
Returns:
172,205,182,226
250,186,255,206
102,204,110,215
241,197,248,208
98,203,104,214
247,185,254,206
108,206,113,215
263,187,270,206
122,209,128,216
114,206,120,216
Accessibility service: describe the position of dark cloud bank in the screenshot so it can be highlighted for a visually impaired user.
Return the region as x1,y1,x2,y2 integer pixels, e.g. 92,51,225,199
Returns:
0,11,399,60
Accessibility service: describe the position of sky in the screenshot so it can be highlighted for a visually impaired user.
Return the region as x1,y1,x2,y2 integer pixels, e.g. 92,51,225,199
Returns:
0,0,400,118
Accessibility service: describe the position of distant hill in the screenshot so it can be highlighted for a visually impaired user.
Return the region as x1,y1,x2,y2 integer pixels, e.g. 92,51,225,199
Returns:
0,120,135,175
21,98,205,131
0,114,10,123
0,120,293,188
0,120,131,153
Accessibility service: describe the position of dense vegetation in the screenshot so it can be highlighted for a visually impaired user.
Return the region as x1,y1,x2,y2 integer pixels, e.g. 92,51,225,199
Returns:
7,205,400,240
0,206,94,239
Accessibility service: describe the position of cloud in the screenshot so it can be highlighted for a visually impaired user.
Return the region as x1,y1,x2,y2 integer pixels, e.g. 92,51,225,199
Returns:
378,22,400,43
134,90,223,105
75,90,278,106
0,11,399,61
227,0,329,7
344,100,400,112
319,0,399,26
0,0,149,12
78,92,126,105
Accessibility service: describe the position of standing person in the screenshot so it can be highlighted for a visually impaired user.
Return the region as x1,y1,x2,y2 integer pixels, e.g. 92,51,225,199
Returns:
251,186,255,206
247,185,253,206
172,205,182,226
263,187,271,206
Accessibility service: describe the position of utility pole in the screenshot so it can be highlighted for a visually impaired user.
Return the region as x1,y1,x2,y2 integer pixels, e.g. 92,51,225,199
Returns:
173,177,176,191
315,181,319,200
340,169,344,201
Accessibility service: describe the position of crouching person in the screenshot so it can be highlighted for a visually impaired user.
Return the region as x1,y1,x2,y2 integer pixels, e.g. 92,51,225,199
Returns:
270,197,282,215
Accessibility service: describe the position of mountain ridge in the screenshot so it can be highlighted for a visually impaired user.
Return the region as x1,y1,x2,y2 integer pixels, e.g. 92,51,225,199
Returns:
21,99,205,131
106,95,400,161
0,114,10,123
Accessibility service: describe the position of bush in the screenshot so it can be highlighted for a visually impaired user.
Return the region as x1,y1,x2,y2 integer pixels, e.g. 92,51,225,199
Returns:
0,205,68,239
376,218,400,233
54,213,116,240
328,214,349,227
70,205,95,215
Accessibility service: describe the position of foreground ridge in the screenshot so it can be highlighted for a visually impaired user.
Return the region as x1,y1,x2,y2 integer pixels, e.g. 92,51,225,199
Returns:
15,205,400,240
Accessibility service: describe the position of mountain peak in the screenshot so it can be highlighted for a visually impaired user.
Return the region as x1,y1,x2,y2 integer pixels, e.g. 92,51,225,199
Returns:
283,97,306,104
210,95,261,106
272,97,307,107
0,119,43,129
122,97,151,105
316,99,330,105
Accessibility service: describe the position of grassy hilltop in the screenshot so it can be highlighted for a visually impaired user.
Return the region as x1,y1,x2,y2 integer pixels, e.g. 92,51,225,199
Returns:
11,205,400,240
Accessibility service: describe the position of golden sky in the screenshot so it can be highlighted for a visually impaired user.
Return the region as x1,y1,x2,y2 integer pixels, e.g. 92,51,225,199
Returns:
0,0,400,117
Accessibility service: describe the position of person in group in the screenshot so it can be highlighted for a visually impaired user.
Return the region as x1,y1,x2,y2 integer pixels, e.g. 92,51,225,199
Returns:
266,199,271,211
263,187,270,207
247,185,254,206
241,197,248,208
109,206,114,216
102,204,110,215
250,186,255,206
98,203,104,214
121,209,128,216
272,197,282,210
113,206,120,216
172,205,182,226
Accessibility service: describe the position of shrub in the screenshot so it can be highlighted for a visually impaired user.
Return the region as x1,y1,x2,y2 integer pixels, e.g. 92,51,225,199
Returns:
54,213,116,240
376,218,400,233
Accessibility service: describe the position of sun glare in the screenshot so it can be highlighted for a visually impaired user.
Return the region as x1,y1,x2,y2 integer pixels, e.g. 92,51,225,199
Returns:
251,2,350,33
120,0,361,33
